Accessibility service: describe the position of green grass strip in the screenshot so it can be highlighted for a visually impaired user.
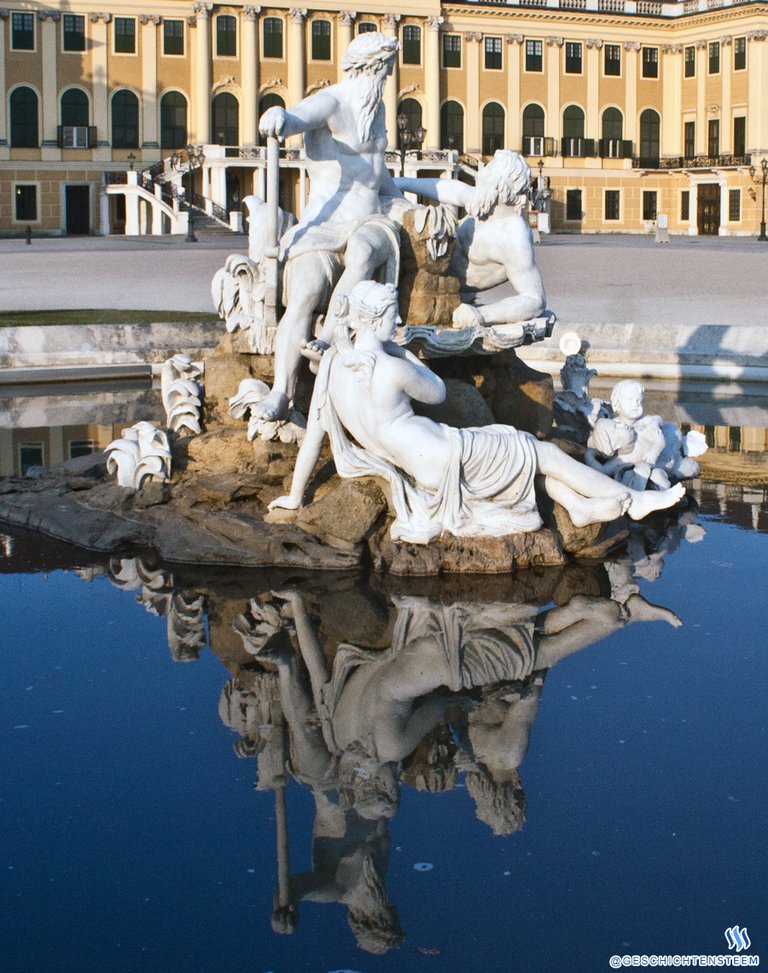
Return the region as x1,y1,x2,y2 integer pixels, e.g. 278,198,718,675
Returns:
0,309,219,327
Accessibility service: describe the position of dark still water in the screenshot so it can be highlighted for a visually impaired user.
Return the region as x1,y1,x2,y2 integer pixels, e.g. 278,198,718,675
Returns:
1,503,766,973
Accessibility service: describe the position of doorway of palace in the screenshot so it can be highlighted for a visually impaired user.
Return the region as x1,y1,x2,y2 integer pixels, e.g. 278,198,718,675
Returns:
697,183,720,236
65,185,90,234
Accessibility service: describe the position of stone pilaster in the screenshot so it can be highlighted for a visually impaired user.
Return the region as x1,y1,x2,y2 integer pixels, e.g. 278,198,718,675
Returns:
506,35,523,152
193,3,213,143
39,12,60,149
242,6,261,144
424,16,443,151
337,11,355,82
623,41,640,146
465,32,482,154
382,13,400,149
138,15,160,148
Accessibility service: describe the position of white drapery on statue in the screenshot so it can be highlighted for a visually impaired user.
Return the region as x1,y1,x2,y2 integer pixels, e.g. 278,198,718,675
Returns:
313,345,543,543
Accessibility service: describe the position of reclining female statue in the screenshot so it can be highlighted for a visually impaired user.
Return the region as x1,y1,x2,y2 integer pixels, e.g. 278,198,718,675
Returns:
269,281,684,544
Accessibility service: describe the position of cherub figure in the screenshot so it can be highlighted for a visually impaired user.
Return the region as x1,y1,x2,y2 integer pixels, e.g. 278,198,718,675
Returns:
585,380,706,491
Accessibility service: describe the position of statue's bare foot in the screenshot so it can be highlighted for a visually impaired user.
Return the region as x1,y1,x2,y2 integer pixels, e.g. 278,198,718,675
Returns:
624,593,682,628
569,492,627,527
300,339,329,363
251,390,290,422
627,483,685,520
268,494,301,512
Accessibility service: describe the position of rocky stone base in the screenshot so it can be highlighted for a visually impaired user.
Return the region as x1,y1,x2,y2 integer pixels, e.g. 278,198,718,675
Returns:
0,421,629,576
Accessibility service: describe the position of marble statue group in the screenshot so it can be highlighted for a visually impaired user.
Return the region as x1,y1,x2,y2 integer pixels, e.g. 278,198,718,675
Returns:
209,30,691,547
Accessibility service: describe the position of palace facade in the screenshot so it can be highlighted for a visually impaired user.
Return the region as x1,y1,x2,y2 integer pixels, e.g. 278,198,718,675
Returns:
1,0,767,237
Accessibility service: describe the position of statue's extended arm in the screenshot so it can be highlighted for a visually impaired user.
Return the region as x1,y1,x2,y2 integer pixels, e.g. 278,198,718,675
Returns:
268,413,326,511
394,176,470,209
259,92,339,140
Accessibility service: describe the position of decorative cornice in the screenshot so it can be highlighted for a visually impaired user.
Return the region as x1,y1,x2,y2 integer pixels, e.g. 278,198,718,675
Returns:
586,37,603,49
89,12,112,23
259,77,283,93
289,8,307,24
140,14,161,25
546,36,564,47
465,31,482,43
38,10,61,21
306,78,331,94
623,40,641,51
661,43,683,53
719,34,732,45
339,11,356,27
192,3,213,19
507,33,524,45
243,5,261,21
426,16,443,31
747,30,768,41
383,13,400,28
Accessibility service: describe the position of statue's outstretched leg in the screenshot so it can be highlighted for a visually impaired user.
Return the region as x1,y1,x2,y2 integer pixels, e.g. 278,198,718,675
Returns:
251,255,331,422
535,441,685,524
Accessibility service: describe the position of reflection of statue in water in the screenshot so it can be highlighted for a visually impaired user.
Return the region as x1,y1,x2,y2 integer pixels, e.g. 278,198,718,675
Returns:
585,380,707,490
230,573,681,949
270,281,685,541
252,32,402,423
395,151,547,328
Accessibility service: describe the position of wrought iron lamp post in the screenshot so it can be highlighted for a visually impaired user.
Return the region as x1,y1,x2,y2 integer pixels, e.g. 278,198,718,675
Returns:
396,113,426,178
172,144,206,243
749,158,768,241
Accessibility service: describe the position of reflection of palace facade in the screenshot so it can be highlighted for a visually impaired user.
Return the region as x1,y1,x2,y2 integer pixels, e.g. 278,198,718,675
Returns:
1,0,767,237
0,421,122,475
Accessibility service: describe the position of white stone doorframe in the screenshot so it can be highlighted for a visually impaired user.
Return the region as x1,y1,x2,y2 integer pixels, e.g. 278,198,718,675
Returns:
686,172,729,236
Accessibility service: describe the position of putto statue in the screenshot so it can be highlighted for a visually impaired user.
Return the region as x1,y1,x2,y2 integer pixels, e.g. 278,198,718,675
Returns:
395,150,546,328
269,281,684,542
253,31,403,423
584,379,707,490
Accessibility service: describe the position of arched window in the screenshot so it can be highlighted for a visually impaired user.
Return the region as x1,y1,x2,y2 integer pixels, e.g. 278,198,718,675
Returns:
398,98,423,138
311,19,331,60
216,14,237,56
563,105,585,139
522,103,545,137
601,107,623,141
212,92,239,145
10,86,38,147
111,90,139,148
482,102,505,156
639,109,660,163
262,16,283,58
160,91,187,149
440,100,463,153
61,88,89,127
259,92,285,115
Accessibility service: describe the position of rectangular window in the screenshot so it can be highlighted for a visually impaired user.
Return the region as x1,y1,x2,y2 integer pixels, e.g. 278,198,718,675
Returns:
358,22,377,34
11,12,35,50
443,34,461,69
643,190,657,221
525,39,543,72
604,44,621,76
402,25,421,64
19,443,43,475
566,188,582,221
163,19,184,56
734,36,746,70
63,14,85,52
684,45,695,78
605,189,620,221
263,17,283,58
729,189,741,222
684,121,695,158
216,15,237,57
484,36,502,70
642,47,658,79
708,118,719,157
14,184,38,221
565,42,582,74
733,116,746,157
114,17,136,54
311,20,331,61
69,440,98,459
681,190,690,221
709,41,720,74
